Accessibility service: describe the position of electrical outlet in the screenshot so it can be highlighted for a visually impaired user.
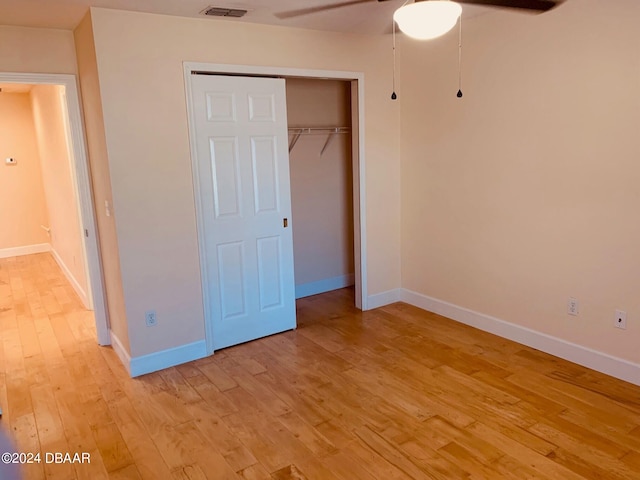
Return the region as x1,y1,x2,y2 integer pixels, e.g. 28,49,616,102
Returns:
568,297,579,316
145,310,157,327
614,309,627,329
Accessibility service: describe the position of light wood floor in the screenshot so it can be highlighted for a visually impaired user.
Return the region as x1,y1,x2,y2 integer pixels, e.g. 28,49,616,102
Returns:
2,253,640,479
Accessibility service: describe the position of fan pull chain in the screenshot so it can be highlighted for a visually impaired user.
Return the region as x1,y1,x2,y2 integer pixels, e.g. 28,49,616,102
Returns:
391,19,397,100
457,15,463,98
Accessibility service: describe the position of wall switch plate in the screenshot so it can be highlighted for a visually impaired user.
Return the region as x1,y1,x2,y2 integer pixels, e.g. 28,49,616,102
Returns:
145,310,157,327
568,297,579,316
614,309,627,329
5,157,16,165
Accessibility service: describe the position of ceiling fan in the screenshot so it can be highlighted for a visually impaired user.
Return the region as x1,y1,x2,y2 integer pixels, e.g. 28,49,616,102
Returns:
277,0,562,22
278,0,562,99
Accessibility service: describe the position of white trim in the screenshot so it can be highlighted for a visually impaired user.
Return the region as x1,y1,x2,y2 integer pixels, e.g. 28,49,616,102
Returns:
183,62,368,355
351,78,367,310
58,85,93,311
186,62,364,83
51,248,89,309
0,72,110,346
129,340,207,378
0,243,50,259
110,331,132,376
110,332,207,378
400,289,640,387
295,274,355,299
367,288,402,310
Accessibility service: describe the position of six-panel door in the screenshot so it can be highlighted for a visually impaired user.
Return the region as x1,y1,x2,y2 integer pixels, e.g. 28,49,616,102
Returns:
190,74,296,351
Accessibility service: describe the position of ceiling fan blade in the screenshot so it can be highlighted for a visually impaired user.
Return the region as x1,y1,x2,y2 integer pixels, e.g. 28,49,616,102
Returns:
276,0,370,19
276,0,392,20
455,0,560,12
275,0,559,23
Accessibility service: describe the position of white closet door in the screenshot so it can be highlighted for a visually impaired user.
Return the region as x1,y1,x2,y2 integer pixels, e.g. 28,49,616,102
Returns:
190,74,296,350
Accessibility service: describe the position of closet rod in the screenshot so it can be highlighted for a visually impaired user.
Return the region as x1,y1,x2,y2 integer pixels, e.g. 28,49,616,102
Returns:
288,126,350,135
288,127,350,154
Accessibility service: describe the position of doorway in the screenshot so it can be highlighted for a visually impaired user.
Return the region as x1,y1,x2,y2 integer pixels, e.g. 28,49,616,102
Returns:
286,78,355,300
184,62,367,355
0,72,108,345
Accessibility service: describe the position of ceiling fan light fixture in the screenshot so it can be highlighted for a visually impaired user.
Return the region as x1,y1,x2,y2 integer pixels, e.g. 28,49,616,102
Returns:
393,1,462,40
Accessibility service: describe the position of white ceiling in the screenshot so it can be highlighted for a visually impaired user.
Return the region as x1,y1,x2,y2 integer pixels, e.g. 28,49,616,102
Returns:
0,0,488,35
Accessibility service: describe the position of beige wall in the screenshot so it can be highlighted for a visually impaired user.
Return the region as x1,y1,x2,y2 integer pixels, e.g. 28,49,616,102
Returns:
88,7,401,357
400,0,640,363
286,78,354,288
30,84,88,298
0,93,49,250
74,13,130,351
0,26,77,74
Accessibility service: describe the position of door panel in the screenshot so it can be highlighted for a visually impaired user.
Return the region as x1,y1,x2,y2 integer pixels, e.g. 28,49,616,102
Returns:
210,137,242,218
190,74,296,351
248,93,276,122
257,235,283,310
251,136,279,214
206,92,237,122
217,241,247,319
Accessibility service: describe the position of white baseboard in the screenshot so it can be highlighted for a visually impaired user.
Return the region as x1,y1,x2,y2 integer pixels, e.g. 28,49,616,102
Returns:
0,243,50,259
130,340,207,377
110,332,208,377
400,289,640,387
51,248,90,309
366,288,401,310
296,273,355,299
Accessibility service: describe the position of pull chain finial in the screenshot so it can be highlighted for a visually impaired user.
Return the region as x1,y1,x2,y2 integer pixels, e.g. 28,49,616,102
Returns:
457,15,463,98
391,19,398,100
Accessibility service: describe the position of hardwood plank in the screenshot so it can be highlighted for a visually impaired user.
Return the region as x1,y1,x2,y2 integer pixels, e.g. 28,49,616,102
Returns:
185,400,258,471
270,464,308,480
30,383,75,480
237,462,271,480
11,413,45,480
464,422,584,480
172,464,208,480
105,395,173,479
197,362,239,392
91,422,135,473
276,411,337,457
352,425,437,479
529,421,639,480
395,437,470,480
109,464,143,480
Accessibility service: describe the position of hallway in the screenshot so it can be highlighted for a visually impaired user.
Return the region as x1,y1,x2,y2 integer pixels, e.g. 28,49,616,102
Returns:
0,252,99,478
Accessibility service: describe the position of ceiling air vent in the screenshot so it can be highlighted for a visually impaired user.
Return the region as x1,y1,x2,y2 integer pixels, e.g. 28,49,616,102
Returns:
201,6,248,18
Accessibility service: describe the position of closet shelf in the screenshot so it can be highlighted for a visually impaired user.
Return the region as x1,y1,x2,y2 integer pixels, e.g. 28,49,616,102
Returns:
287,126,351,155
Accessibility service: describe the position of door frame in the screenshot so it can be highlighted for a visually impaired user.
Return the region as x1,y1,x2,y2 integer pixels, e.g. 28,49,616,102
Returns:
0,72,110,345
183,62,367,355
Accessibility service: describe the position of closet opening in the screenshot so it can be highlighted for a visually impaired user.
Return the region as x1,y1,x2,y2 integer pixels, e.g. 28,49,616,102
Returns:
285,78,355,301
